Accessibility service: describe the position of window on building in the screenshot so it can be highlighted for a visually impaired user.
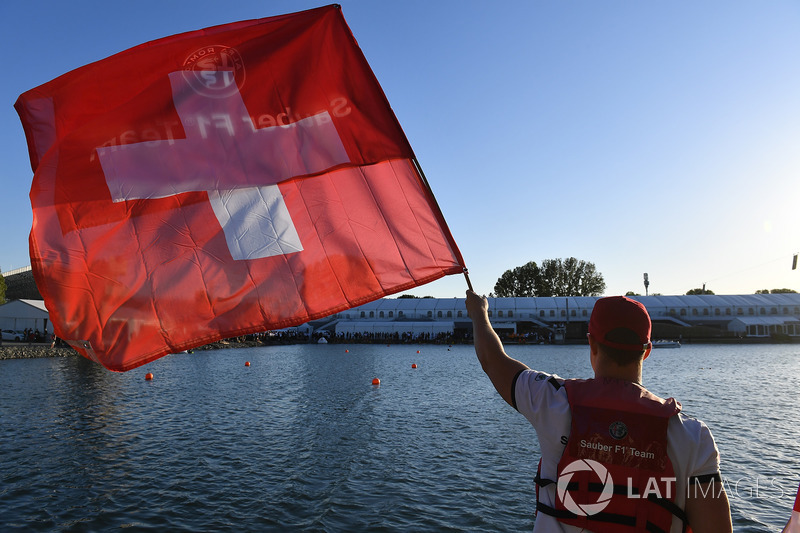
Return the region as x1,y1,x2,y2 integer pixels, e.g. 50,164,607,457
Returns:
360,311,365,318
399,311,404,317
427,311,433,318
540,310,545,317
437,311,443,318
508,311,513,317
389,311,394,318
369,311,374,318
571,310,576,317
457,311,463,317
498,311,504,317
714,309,720,316
550,310,555,317
447,311,452,318
379,311,384,318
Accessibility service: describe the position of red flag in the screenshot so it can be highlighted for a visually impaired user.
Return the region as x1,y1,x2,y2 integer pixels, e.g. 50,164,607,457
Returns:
15,5,465,371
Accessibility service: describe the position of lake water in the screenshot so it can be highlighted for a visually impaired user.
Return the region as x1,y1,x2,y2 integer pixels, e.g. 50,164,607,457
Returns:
1,343,798,532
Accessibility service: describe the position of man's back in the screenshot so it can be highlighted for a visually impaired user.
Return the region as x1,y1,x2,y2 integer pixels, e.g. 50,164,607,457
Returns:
514,370,721,532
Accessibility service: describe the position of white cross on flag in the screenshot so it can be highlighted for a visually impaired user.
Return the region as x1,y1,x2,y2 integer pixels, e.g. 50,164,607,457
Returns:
15,5,465,371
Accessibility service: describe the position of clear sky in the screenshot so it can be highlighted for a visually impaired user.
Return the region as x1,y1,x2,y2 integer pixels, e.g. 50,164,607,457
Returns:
1,0,798,298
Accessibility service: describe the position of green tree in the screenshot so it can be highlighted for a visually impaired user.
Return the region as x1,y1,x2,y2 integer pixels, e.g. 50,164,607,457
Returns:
493,261,540,297
493,257,605,297
686,288,715,295
756,288,797,294
0,272,6,305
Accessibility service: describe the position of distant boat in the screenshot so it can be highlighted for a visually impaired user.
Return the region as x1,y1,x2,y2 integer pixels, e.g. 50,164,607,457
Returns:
653,340,681,349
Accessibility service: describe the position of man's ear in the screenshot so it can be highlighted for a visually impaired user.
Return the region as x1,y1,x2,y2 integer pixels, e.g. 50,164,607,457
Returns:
643,342,653,361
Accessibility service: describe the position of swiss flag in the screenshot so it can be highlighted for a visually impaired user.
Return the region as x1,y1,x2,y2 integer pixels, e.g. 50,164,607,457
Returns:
15,5,465,371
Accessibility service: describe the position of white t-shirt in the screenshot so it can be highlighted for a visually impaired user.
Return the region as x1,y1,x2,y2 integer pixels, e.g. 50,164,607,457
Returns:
514,369,721,533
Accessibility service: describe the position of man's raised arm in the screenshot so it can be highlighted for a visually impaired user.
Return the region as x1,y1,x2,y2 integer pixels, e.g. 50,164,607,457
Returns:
466,290,529,408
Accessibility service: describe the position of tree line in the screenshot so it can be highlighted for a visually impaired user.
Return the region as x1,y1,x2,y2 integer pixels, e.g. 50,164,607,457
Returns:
489,258,797,298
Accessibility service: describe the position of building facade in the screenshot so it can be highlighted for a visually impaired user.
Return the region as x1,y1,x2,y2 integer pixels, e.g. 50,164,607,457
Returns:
313,293,800,341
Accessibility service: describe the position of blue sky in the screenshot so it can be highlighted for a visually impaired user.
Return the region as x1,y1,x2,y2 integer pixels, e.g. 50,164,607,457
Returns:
1,0,799,298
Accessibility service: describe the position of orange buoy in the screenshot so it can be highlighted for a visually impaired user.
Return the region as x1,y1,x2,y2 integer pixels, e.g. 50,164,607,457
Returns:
411,363,417,369
416,350,420,354
145,372,154,381
372,378,380,386
345,349,349,353
245,361,250,367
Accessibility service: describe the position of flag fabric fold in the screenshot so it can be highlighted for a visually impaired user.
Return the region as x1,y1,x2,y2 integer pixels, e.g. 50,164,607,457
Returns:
15,5,465,371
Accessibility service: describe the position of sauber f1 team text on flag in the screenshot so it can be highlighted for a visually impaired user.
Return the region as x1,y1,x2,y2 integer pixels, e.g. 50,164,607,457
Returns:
15,5,465,371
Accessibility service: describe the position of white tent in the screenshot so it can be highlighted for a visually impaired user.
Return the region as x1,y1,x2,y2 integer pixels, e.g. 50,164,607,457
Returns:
334,321,454,336
0,299,53,335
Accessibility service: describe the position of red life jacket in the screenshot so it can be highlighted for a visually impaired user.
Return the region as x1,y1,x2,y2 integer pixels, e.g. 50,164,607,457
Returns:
535,378,688,533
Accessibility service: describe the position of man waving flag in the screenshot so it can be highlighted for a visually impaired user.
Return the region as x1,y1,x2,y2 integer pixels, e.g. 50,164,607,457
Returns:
15,5,465,371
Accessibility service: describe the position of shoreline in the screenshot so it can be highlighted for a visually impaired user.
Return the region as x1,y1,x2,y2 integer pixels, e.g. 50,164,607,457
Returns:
2,336,796,362
0,344,81,360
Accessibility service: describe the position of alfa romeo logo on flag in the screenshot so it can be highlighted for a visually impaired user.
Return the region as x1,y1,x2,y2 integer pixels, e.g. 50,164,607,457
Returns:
182,45,245,98
557,459,614,516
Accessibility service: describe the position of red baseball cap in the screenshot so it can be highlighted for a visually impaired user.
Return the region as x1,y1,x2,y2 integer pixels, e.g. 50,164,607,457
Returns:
588,296,651,351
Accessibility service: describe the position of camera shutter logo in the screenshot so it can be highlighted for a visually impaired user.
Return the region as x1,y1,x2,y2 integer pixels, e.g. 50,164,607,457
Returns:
557,459,614,516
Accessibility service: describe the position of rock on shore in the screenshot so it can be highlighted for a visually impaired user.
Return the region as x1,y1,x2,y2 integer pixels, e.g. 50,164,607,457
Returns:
0,339,261,361
0,344,80,360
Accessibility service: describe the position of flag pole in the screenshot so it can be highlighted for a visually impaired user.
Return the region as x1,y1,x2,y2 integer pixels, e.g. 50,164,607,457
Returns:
463,268,474,292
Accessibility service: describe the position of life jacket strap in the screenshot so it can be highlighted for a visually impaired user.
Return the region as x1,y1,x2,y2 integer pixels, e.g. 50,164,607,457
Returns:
533,480,688,533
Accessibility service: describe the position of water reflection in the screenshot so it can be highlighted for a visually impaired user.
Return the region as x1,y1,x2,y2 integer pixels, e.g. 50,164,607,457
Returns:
1,344,798,531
